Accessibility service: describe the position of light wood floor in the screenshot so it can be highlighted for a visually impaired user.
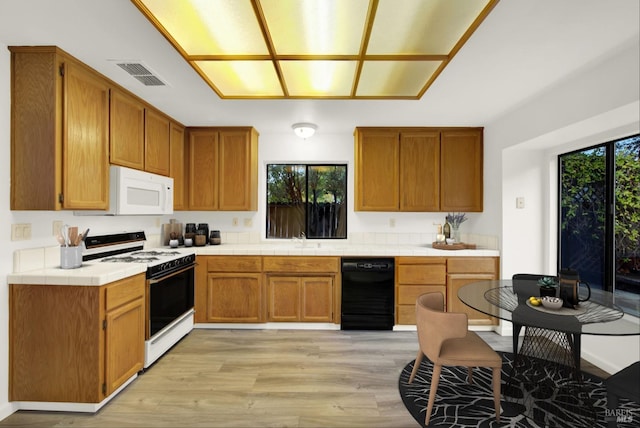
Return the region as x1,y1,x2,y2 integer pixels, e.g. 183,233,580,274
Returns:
0,329,609,428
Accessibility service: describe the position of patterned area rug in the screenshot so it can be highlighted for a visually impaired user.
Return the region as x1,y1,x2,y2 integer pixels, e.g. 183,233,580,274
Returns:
399,352,639,427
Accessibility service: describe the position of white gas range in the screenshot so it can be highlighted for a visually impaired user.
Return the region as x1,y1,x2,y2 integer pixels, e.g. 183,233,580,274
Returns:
84,231,196,368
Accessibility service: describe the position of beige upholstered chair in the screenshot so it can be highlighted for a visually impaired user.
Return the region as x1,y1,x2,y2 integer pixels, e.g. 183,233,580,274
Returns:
408,292,502,425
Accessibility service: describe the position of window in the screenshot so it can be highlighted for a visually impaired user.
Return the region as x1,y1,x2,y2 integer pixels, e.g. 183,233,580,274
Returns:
266,164,347,239
559,134,639,315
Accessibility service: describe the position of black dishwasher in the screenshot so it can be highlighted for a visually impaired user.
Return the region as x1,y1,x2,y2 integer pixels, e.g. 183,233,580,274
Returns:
341,258,395,330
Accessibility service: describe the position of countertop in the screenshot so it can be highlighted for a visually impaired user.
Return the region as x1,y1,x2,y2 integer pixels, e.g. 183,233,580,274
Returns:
8,243,499,286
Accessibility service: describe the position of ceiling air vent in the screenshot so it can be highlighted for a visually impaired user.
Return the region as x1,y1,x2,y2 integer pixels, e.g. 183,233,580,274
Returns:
116,62,166,86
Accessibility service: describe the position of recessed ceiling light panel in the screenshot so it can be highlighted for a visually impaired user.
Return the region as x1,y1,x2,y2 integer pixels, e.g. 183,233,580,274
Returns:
132,0,499,99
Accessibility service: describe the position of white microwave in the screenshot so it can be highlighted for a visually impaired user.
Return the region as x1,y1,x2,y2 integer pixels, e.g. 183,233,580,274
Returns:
75,165,173,216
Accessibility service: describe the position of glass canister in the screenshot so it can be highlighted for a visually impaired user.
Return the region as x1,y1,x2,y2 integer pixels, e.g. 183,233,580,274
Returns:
194,230,207,246
185,223,196,241
197,223,209,241
209,230,221,245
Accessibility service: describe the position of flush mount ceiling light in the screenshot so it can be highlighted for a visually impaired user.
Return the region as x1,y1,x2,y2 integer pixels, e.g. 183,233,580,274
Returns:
292,123,317,139
131,0,499,100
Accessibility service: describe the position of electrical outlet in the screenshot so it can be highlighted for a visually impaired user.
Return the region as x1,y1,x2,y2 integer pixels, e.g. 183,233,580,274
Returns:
11,223,31,241
389,218,396,228
53,220,63,236
244,218,253,227
232,217,239,227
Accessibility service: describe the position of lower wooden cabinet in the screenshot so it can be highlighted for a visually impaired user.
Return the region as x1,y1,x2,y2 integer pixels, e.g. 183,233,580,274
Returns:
9,274,145,403
206,272,264,322
396,257,447,325
196,256,264,323
195,256,340,324
267,276,334,322
264,256,340,323
446,257,500,325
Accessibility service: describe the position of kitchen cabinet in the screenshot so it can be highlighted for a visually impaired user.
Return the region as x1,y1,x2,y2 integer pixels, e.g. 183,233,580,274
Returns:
354,129,399,211
170,122,187,210
267,276,334,322
10,46,110,210
354,127,483,212
109,88,145,170
197,256,264,323
263,256,339,323
187,127,258,211
9,274,145,403
446,257,499,325
144,108,171,176
440,130,483,211
395,257,447,325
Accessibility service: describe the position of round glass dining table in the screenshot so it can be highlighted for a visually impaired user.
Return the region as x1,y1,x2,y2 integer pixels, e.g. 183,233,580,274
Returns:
458,279,640,370
459,280,640,426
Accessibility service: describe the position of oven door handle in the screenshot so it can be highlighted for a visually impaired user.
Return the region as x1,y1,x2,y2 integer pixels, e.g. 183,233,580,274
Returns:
148,264,195,284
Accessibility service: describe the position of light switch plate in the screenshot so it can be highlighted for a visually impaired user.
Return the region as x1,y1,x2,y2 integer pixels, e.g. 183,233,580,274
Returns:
516,197,525,209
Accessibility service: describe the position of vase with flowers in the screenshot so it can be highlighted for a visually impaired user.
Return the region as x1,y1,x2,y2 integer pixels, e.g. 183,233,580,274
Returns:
446,212,467,243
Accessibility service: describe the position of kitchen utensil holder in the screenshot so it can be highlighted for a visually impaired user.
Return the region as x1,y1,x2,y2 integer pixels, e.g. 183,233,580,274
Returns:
60,245,83,269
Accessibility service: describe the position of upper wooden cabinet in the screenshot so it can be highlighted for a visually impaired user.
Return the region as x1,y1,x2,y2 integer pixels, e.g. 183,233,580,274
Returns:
144,109,171,176
187,127,259,211
10,46,110,210
354,129,399,211
109,88,145,170
440,130,483,212
170,122,187,210
354,127,483,212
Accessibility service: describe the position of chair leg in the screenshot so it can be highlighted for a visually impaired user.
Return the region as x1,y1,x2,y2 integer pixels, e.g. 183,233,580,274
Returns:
409,351,423,384
425,364,442,426
467,367,474,384
492,366,501,422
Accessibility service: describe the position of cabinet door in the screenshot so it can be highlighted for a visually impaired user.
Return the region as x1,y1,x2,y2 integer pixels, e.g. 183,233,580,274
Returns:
218,128,258,211
170,122,186,210
267,276,300,321
447,273,497,325
189,130,219,210
355,129,399,211
105,297,144,395
144,109,171,176
207,273,263,322
300,277,333,322
109,89,144,169
63,61,110,209
399,131,440,211
440,130,483,211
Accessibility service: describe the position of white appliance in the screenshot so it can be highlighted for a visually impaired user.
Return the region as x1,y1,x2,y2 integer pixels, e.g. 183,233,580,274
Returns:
75,165,173,216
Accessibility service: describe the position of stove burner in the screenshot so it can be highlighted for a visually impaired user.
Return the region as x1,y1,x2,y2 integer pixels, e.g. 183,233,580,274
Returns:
131,250,181,257
101,256,161,263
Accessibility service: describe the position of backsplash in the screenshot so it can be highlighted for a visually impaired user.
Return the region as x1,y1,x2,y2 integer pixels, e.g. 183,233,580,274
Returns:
12,232,499,273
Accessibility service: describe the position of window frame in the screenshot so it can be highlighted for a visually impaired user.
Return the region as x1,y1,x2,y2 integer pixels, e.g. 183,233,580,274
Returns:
265,162,348,240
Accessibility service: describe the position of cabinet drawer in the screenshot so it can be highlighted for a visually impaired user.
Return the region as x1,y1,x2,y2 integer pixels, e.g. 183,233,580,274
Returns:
447,257,497,274
206,256,262,272
263,256,339,273
396,257,446,265
106,273,145,311
397,285,446,305
397,264,446,284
